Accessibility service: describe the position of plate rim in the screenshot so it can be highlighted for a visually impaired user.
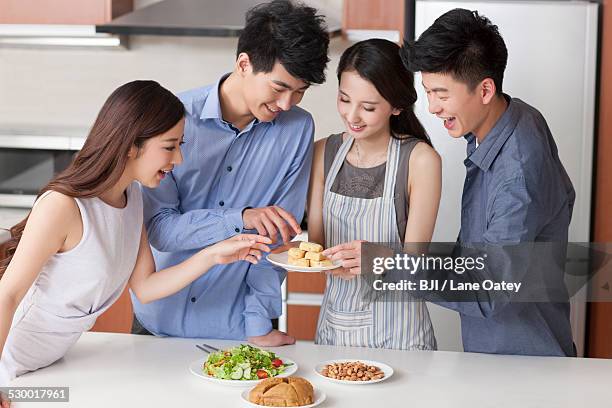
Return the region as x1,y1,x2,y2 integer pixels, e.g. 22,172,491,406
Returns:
313,358,394,385
240,388,326,408
189,355,298,386
267,251,341,273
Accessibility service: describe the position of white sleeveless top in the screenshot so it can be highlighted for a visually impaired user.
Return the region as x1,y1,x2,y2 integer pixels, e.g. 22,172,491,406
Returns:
0,182,142,384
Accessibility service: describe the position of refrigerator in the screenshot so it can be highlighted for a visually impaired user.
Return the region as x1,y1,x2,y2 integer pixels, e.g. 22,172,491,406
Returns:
413,0,598,355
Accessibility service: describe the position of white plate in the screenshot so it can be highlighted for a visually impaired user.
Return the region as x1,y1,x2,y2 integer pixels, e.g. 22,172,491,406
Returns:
314,359,394,385
189,356,298,387
267,251,341,273
240,388,326,408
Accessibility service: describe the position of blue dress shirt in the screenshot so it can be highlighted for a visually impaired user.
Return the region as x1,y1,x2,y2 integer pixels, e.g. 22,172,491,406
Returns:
132,74,314,339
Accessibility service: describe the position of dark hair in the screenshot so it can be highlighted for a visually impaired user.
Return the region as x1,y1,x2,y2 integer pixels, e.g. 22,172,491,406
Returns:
0,80,185,278
337,38,431,145
400,8,508,94
237,0,330,85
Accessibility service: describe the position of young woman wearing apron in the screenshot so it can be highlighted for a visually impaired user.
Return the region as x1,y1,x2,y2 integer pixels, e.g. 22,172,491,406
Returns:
308,39,442,350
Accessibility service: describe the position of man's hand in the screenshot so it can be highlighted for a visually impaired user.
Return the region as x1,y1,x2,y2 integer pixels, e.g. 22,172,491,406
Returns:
248,329,296,347
322,240,366,280
243,207,302,244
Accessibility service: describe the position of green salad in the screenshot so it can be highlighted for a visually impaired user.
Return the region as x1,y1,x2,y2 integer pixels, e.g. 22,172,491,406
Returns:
203,344,291,380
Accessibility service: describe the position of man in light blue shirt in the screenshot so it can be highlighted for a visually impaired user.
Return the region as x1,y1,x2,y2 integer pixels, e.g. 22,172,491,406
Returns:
132,0,330,346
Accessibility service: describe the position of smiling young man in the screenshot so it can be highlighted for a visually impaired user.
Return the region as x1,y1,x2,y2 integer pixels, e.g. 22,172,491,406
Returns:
132,0,329,346
400,9,576,356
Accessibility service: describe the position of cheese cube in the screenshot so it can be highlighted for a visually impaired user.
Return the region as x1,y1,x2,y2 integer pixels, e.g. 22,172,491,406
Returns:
288,248,306,258
288,256,310,267
299,241,324,253
305,251,325,261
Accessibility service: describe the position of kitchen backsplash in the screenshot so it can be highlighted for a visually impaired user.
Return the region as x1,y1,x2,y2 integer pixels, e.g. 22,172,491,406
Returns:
0,1,347,141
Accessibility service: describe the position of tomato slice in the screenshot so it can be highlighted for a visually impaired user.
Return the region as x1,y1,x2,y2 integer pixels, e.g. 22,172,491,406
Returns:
272,358,283,368
256,369,269,379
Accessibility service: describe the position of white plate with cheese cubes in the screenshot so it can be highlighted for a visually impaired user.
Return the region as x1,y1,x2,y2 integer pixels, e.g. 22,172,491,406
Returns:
267,242,342,272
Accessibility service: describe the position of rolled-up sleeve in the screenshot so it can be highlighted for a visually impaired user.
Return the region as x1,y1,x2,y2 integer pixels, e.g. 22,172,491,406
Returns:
143,173,246,252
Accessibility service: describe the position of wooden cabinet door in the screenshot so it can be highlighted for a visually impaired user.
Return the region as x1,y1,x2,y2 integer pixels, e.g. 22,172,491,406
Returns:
0,0,133,25
90,287,133,333
343,0,405,37
287,271,326,294
587,0,612,359
286,271,326,340
287,305,321,341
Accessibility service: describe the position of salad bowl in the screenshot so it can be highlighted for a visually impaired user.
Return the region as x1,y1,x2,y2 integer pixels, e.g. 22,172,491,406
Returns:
189,344,298,387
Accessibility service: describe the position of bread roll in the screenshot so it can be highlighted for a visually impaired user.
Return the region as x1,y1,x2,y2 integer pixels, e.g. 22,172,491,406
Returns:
311,259,333,267
298,242,323,253
249,378,284,405
249,377,314,407
287,377,314,405
262,382,299,407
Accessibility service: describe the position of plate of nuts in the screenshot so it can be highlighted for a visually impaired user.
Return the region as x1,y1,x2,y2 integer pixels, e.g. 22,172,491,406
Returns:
314,360,393,385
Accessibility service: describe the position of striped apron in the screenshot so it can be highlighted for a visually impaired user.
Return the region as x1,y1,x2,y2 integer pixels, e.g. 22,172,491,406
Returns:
315,135,436,350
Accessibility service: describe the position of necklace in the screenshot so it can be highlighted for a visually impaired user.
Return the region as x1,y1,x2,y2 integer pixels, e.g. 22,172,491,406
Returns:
354,140,388,168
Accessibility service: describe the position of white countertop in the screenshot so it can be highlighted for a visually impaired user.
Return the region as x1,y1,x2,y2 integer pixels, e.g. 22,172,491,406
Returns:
9,332,612,407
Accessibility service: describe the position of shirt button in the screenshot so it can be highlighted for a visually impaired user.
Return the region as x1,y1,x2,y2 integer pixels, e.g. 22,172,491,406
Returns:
227,166,232,172
190,297,196,303
219,201,224,206
235,227,240,233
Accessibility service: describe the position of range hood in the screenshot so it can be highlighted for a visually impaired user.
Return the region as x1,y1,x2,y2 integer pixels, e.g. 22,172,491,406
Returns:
96,0,341,37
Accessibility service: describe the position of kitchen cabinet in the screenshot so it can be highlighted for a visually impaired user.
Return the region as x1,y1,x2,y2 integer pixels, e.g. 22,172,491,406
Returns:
287,271,326,294
0,0,133,25
343,0,405,41
587,0,612,359
286,304,321,340
285,263,327,341
90,288,133,333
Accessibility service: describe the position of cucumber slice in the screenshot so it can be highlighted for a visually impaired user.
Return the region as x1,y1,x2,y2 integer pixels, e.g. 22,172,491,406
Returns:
243,368,251,379
230,367,243,380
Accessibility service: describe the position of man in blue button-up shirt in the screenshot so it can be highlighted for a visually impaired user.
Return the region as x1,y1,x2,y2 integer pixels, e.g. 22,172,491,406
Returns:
396,9,575,356
132,0,329,346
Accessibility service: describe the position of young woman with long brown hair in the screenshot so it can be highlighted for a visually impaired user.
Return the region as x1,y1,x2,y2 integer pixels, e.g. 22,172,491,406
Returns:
0,81,270,393
308,39,441,350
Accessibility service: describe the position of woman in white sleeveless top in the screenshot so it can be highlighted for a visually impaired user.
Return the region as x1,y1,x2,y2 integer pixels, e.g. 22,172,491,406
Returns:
308,39,441,350
0,81,270,396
